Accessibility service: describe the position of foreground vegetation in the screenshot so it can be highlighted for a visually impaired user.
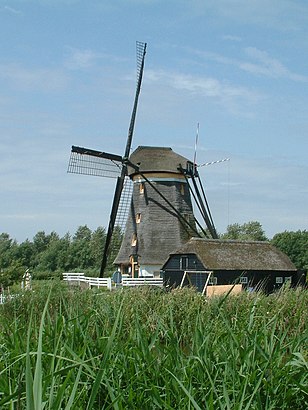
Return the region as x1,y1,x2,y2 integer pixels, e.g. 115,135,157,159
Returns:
0,283,307,409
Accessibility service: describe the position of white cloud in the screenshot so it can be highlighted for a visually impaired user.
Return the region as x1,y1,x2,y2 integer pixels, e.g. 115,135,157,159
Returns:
146,69,262,106
0,63,69,91
242,47,308,82
3,5,21,14
186,46,308,83
64,47,100,70
222,34,242,42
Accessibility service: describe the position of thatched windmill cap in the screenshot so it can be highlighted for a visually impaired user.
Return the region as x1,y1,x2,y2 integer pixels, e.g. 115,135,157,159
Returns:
128,146,191,176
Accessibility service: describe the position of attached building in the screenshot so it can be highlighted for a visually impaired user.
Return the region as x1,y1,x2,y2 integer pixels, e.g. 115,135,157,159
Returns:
162,238,304,294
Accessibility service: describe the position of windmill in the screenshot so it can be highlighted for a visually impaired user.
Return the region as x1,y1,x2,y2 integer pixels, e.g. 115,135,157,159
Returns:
68,42,218,278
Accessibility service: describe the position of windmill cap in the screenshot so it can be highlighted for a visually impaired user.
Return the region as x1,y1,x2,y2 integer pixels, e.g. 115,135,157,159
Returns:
128,146,192,175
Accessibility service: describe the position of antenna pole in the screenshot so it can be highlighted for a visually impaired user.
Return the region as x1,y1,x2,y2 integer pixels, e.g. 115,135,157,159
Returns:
193,122,199,166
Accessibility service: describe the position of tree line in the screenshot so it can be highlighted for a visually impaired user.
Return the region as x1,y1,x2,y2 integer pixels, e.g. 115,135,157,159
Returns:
0,221,307,288
0,225,123,287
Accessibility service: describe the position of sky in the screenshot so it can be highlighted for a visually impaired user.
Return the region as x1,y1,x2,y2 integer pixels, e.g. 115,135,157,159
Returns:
0,0,307,242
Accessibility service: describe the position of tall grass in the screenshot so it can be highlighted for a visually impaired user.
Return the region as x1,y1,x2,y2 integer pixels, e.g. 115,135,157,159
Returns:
0,282,307,409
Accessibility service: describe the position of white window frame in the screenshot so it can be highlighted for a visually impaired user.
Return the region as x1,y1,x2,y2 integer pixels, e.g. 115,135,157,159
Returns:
276,277,283,284
180,256,189,270
209,276,218,285
239,276,248,284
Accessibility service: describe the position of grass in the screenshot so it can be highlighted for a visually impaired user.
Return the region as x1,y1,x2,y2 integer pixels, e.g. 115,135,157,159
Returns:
0,282,307,409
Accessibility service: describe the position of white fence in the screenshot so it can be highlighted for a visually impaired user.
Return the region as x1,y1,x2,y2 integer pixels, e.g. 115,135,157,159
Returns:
62,273,112,290
62,273,163,289
122,277,163,287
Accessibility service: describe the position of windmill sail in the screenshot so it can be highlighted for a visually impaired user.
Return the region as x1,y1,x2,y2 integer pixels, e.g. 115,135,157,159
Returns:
114,177,134,232
100,41,147,276
68,146,123,178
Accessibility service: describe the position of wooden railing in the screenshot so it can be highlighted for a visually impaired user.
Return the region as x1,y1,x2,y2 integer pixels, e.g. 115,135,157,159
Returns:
62,273,163,289
62,273,112,290
122,277,163,287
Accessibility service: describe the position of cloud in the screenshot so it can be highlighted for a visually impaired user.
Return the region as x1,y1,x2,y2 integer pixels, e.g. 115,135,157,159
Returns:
242,47,308,82
222,35,242,42
0,63,69,91
64,47,100,70
146,69,262,106
3,5,21,14
187,46,308,83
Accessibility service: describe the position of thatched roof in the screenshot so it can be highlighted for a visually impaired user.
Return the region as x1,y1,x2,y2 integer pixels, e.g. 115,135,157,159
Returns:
165,238,296,271
128,146,191,176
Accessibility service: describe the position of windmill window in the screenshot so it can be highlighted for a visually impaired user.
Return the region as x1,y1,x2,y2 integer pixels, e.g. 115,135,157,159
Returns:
139,183,144,194
239,277,248,284
136,213,141,223
276,277,283,284
180,184,185,195
285,276,292,283
131,234,137,247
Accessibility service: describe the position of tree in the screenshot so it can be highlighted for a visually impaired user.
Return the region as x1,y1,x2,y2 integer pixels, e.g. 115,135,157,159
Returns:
0,233,18,270
271,230,308,271
70,225,94,270
221,221,268,241
13,239,35,269
0,260,25,288
90,226,106,269
106,225,123,274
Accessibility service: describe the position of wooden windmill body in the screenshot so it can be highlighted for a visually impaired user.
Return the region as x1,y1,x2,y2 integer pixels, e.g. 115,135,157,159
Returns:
114,146,197,277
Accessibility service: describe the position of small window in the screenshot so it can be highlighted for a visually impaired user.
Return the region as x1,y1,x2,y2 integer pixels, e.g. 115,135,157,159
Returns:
240,277,248,284
180,184,185,195
186,161,194,175
209,276,218,285
276,277,283,284
131,233,137,247
139,183,144,194
180,256,189,270
285,276,292,283
136,213,141,223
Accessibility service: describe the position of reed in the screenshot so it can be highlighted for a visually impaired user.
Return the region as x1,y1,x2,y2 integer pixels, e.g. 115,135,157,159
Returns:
0,283,307,409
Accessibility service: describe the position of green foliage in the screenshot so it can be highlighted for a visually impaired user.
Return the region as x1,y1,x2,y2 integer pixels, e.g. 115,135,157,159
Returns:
0,233,18,270
271,230,308,271
0,285,307,408
221,221,268,241
1,221,307,288
0,261,25,288
0,226,122,287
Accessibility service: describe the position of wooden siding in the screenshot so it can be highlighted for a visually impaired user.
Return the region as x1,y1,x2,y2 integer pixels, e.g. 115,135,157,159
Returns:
114,179,196,267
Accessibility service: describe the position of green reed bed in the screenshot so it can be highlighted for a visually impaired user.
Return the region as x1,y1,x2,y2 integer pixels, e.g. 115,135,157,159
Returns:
0,283,307,409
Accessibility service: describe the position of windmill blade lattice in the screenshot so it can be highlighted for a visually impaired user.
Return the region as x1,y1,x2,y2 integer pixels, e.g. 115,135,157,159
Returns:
114,177,134,232
68,147,123,178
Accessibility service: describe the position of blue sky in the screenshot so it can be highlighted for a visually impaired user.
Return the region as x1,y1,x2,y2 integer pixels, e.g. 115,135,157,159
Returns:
1,0,307,242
